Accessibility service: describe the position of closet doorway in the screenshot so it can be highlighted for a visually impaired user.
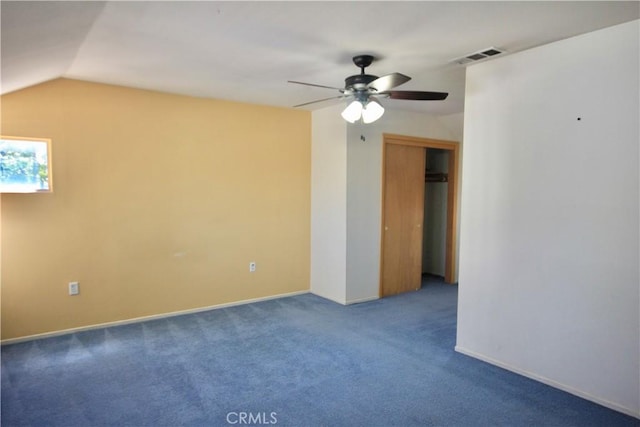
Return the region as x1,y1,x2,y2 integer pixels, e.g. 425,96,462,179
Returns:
379,134,459,297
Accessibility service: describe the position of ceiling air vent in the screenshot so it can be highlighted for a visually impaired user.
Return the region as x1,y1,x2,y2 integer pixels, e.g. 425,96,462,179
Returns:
452,47,505,66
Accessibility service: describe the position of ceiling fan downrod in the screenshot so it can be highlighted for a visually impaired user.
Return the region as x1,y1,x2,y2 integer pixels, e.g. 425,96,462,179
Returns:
346,55,378,90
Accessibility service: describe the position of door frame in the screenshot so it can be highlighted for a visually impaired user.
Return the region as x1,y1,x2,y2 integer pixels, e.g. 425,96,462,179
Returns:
380,133,460,294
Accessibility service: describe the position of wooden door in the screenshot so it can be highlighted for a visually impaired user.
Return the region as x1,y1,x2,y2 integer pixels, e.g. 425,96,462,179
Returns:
381,143,426,296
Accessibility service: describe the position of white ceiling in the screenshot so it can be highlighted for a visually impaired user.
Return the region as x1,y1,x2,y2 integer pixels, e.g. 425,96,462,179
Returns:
2,1,638,115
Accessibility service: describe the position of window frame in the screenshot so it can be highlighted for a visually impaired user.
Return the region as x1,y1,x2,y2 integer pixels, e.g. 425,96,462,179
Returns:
0,135,54,193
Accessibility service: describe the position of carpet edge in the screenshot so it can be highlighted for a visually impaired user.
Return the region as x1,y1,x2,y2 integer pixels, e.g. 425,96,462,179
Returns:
1,290,310,346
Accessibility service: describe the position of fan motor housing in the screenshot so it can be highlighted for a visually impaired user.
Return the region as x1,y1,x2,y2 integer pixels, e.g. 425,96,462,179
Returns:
345,74,378,90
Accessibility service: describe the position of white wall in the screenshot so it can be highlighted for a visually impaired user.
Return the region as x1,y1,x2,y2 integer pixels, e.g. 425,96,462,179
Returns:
437,113,464,142
457,20,639,417
310,105,348,304
345,110,459,303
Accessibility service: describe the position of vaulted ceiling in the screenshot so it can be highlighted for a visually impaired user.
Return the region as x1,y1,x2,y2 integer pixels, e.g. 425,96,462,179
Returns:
2,1,638,115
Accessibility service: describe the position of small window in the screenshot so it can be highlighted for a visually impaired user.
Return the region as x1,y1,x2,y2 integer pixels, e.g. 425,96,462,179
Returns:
0,136,53,193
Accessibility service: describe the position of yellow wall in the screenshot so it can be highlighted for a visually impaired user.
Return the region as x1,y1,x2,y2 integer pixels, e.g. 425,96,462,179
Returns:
1,79,311,340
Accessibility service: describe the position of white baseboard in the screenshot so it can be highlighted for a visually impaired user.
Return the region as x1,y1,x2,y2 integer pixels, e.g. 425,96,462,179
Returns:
309,292,379,306
1,290,309,345
309,291,346,305
455,345,640,419
346,295,379,305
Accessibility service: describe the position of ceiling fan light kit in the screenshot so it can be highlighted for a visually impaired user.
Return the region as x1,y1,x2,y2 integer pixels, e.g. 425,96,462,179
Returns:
362,99,385,124
289,54,449,124
341,99,385,124
341,100,363,123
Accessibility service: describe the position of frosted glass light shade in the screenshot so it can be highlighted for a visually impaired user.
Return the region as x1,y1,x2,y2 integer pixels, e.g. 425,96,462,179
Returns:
341,100,363,123
362,100,385,124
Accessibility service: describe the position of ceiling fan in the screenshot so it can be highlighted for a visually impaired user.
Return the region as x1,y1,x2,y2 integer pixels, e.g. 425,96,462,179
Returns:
289,55,448,124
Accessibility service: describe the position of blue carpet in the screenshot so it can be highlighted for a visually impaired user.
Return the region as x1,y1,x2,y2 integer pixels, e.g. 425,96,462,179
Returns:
2,277,638,426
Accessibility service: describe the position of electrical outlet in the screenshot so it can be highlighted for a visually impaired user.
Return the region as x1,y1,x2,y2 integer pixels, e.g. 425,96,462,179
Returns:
249,262,256,273
68,281,79,296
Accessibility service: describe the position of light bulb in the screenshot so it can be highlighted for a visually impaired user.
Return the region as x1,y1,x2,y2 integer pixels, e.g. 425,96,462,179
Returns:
341,100,363,123
362,100,385,124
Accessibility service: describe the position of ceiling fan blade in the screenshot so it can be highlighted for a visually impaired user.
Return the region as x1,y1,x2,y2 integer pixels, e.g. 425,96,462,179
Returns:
293,95,348,108
367,73,411,92
288,80,344,91
381,90,449,101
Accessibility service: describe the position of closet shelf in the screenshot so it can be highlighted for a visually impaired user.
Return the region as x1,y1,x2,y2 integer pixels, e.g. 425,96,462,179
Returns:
426,172,448,183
